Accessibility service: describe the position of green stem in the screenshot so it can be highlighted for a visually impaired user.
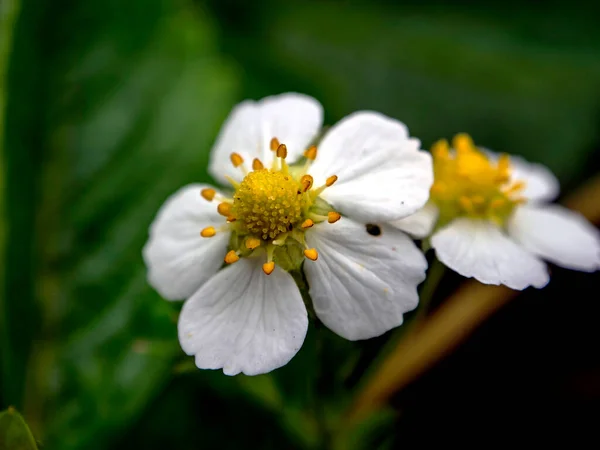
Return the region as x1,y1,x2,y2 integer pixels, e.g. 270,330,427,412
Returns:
411,256,446,327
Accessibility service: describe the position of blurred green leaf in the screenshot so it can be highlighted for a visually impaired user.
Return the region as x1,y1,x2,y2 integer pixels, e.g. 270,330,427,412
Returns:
4,0,239,448
0,408,38,450
0,0,21,406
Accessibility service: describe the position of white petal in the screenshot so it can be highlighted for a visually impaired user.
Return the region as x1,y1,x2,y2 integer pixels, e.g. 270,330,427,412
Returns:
209,93,323,184
508,204,600,272
304,218,427,340
389,203,439,239
178,258,308,376
142,184,229,300
309,112,433,222
482,149,559,202
431,218,549,290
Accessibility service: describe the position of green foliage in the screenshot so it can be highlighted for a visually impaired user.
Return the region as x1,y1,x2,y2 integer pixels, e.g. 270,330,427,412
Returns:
0,408,38,450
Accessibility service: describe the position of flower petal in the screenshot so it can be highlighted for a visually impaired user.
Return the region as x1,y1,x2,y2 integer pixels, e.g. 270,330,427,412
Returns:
178,257,308,376
209,93,323,184
142,184,229,300
304,218,427,340
389,203,439,239
309,111,433,222
508,204,600,272
482,149,559,202
431,218,549,290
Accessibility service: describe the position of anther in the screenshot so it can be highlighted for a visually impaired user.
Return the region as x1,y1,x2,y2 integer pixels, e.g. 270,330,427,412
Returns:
328,212,341,223
304,248,318,261
245,237,261,250
226,215,236,222
458,196,473,213
270,137,280,151
217,202,232,217
505,180,526,195
304,145,317,160
326,175,338,187
252,158,264,171
201,188,216,201
453,133,475,154
200,226,216,238
276,143,288,159
230,152,244,168
431,139,450,159
262,261,275,275
431,182,446,194
224,250,239,264
301,219,314,229
490,198,506,209
301,174,313,192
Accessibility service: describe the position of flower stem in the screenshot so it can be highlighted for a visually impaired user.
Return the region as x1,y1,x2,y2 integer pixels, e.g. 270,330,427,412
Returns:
411,256,446,328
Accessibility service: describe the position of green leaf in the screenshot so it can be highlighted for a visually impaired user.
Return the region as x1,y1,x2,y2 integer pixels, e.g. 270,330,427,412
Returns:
0,408,38,450
4,0,238,448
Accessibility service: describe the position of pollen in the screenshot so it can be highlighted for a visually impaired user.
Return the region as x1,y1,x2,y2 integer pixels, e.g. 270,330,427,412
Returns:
304,248,318,261
200,226,216,238
232,169,305,240
430,133,527,225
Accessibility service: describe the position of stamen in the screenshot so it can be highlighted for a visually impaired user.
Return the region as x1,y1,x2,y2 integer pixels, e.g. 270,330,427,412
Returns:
217,202,232,217
304,248,318,261
225,176,240,189
226,215,237,223
490,198,505,209
471,195,485,205
304,145,317,160
200,226,216,238
245,237,261,250
504,180,526,195
301,219,314,229
431,182,446,194
270,137,280,151
201,188,216,201
453,133,475,154
252,158,264,171
262,261,275,275
458,196,473,213
230,152,244,168
301,174,313,192
276,144,287,159
326,175,338,187
431,139,450,159
327,211,341,223
224,250,240,264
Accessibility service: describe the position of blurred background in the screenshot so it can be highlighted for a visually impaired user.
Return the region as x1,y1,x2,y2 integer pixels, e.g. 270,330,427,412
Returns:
1,0,599,448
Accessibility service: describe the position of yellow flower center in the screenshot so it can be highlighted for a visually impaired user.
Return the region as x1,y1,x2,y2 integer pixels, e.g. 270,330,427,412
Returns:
199,139,341,274
430,133,526,226
232,169,304,240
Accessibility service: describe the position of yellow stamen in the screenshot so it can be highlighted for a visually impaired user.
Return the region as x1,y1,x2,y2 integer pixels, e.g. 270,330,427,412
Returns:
471,195,485,205
226,215,236,222
270,137,280,151
201,188,216,201
327,211,341,223
230,152,244,168
252,158,264,171
301,219,314,229
304,248,318,261
458,196,473,213
431,139,450,159
217,202,231,217
326,175,338,187
262,261,275,275
200,226,216,238
304,145,317,160
505,180,526,195
301,174,313,192
431,182,446,194
276,144,288,159
224,250,239,264
453,133,475,154
245,237,261,250
490,198,505,209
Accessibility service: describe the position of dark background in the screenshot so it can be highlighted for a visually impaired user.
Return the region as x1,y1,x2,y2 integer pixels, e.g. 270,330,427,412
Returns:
1,0,599,448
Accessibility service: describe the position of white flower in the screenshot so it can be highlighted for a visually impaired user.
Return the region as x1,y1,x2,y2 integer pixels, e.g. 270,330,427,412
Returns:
143,93,433,375
392,133,600,290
